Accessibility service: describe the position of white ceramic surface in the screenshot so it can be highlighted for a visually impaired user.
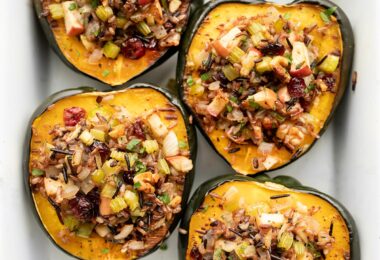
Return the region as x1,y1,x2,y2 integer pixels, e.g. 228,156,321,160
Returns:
0,0,379,259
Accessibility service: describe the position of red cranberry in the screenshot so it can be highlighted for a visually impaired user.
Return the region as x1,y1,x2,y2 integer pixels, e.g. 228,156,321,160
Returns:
63,107,86,126
132,120,146,139
138,0,152,5
288,77,306,98
122,38,146,60
322,74,336,91
68,190,99,221
260,43,285,56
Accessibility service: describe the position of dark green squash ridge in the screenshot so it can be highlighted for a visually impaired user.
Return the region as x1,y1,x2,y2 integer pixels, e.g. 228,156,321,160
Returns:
23,83,197,259
176,0,355,175
178,174,360,259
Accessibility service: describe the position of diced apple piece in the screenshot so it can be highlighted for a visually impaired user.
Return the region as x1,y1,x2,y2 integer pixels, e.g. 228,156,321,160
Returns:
262,156,279,170
212,27,242,57
147,113,168,138
277,87,291,103
290,42,312,77
169,0,182,13
44,178,63,196
258,213,285,227
163,130,179,157
62,1,84,36
318,54,340,73
207,92,229,117
256,57,272,74
166,156,193,173
250,88,277,110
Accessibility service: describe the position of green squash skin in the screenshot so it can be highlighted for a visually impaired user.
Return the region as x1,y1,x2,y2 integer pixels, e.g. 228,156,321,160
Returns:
178,174,360,260
176,0,355,175
23,83,197,259
32,0,203,87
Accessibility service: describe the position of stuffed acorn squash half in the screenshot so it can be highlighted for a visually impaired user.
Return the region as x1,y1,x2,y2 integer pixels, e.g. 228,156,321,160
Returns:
25,84,196,259
179,175,359,259
178,0,354,174
34,0,193,86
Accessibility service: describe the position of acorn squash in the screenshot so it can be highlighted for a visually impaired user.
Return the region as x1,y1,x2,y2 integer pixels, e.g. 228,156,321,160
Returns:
177,0,354,174
179,174,360,259
24,84,197,259
33,0,199,86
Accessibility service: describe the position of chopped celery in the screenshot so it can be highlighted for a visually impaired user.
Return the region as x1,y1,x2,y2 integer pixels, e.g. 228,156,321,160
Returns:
130,208,145,217
278,232,294,250
102,160,121,176
134,160,146,173
48,4,64,20
116,17,128,28
127,153,138,167
222,65,240,81
95,6,113,22
91,169,105,185
293,241,305,256
189,84,205,96
142,140,159,154
79,130,94,146
137,21,151,36
101,183,117,198
318,54,340,73
90,129,106,142
127,139,141,151
123,190,139,211
110,197,127,213
63,215,80,231
213,248,224,260
110,149,126,162
228,46,245,64
76,223,95,238
256,57,272,74
103,42,120,59
186,76,194,86
32,168,45,176
133,182,141,189
247,22,265,46
200,72,211,81
158,159,170,174
88,106,112,122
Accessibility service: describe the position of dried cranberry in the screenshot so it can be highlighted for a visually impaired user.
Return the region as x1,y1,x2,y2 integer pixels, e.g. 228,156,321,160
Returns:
121,38,146,60
288,77,306,98
132,120,146,139
322,74,336,91
260,42,285,56
190,246,202,260
137,0,152,5
63,107,86,126
68,190,99,221
91,140,110,159
122,171,135,185
213,71,229,86
299,98,311,111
